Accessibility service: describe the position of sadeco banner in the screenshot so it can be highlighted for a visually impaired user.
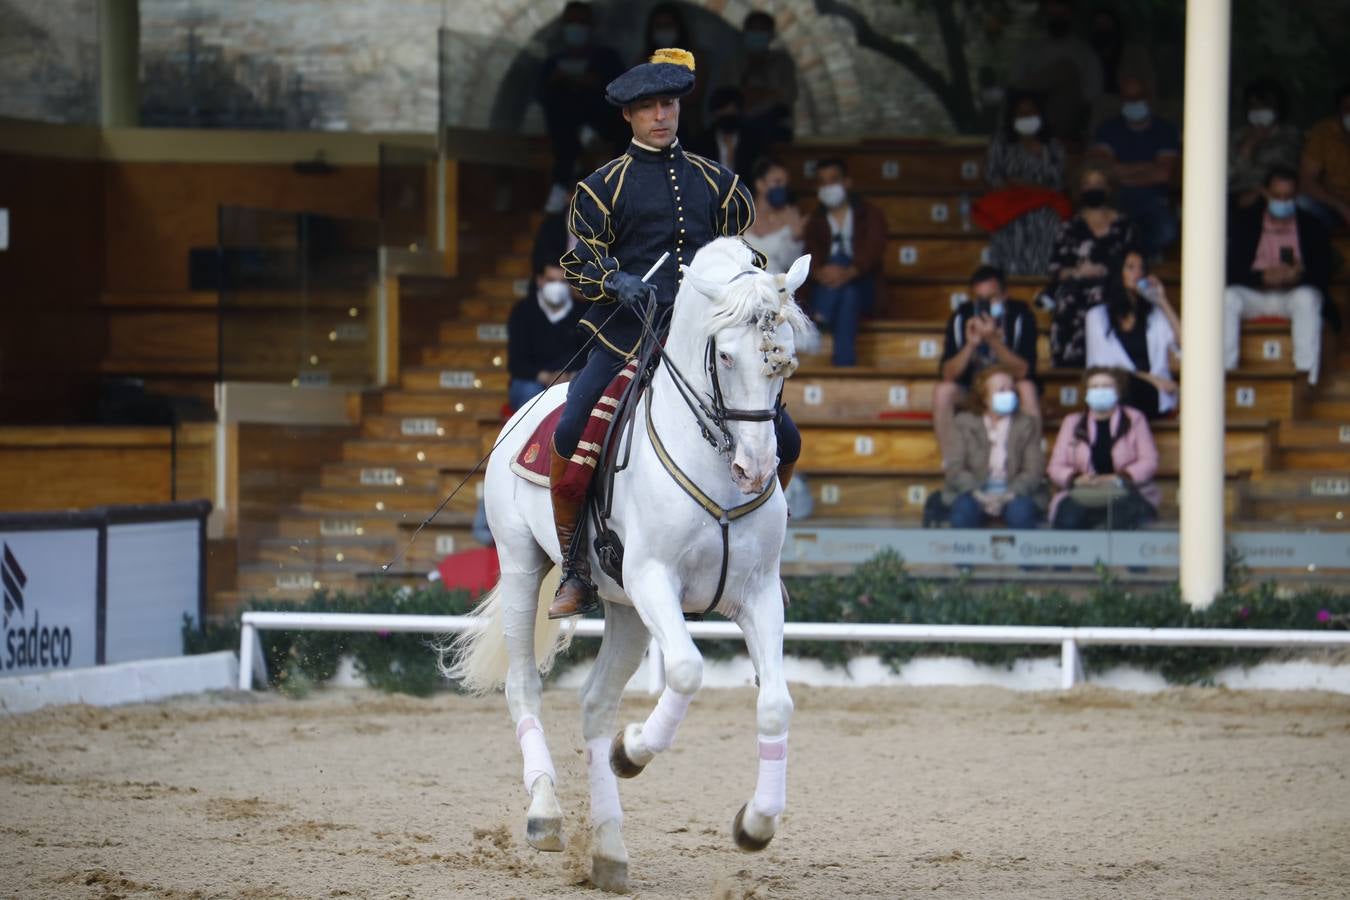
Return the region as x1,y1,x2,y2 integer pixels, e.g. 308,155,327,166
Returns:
1,516,105,676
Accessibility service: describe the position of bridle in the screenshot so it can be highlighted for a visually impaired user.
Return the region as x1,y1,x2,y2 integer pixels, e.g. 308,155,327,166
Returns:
642,269,788,454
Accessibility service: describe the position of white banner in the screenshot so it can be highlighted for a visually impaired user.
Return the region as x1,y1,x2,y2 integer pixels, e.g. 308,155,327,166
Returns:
1,526,103,676
106,518,202,664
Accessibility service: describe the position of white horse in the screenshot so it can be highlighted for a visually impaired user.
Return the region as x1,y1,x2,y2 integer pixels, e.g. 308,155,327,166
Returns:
445,237,813,893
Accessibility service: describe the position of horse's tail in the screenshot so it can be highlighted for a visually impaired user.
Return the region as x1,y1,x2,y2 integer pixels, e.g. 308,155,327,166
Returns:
439,567,572,696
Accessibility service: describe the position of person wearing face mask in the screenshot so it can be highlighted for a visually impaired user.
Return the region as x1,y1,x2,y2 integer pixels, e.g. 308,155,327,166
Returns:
1046,164,1135,367
1084,249,1180,417
1047,367,1160,531
638,3,707,138
728,10,797,147
743,157,804,275
1009,0,1103,144
974,91,1070,276
537,2,626,214
802,158,887,366
938,365,1047,529
688,87,761,178
1090,73,1179,259
1299,83,1350,229
935,265,1041,460
1224,165,1333,385
507,260,588,412
1228,79,1302,210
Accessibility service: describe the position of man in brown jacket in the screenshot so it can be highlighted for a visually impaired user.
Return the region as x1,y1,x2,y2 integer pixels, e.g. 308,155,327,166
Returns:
803,158,888,366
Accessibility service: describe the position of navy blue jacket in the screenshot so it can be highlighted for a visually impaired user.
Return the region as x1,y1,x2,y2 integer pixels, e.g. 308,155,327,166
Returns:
561,139,757,357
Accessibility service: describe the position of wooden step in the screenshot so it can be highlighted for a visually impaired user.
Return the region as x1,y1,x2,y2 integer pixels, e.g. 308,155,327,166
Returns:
319,461,443,491
399,368,508,393
495,254,531,278
475,275,528,301
778,143,988,192
275,509,476,541
359,414,483,441
340,438,481,468
882,236,990,279
376,389,505,419
1274,420,1350,470
235,565,364,600
438,321,510,345
253,532,481,570
419,344,509,370
295,485,470,517
796,419,1268,478
1239,471,1350,527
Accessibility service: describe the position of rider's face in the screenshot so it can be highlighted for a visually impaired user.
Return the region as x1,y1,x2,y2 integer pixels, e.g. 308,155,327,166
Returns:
623,97,680,148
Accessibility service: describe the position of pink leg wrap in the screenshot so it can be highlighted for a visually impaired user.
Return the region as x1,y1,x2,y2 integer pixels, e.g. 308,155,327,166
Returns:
516,716,556,794
752,733,789,817
640,687,693,753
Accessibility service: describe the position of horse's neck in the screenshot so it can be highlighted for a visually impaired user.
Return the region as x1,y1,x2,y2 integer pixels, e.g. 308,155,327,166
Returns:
644,335,731,490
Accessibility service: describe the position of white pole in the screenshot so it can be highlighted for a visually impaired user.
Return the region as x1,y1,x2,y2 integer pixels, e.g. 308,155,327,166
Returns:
1179,0,1231,609
238,622,257,691
1060,640,1081,690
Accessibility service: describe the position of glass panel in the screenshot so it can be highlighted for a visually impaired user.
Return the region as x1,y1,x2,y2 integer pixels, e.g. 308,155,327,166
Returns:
216,206,380,387
379,143,437,252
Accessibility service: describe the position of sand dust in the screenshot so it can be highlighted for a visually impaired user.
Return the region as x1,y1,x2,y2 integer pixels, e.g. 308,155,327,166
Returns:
3,684,1350,898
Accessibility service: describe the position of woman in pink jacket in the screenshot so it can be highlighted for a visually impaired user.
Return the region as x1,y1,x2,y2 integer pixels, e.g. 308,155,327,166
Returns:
1047,367,1162,530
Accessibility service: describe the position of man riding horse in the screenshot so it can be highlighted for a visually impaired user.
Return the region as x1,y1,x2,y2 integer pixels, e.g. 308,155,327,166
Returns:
550,48,802,619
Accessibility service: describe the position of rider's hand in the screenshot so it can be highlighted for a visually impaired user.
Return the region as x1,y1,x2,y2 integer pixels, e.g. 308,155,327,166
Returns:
607,271,656,308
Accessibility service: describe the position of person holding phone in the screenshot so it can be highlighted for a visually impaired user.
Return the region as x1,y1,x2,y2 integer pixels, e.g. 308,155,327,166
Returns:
1084,250,1180,417
1223,165,1333,385
934,265,1041,460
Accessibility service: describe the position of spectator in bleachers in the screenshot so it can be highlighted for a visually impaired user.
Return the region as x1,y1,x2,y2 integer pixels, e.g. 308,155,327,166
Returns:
1224,165,1332,385
1047,367,1160,530
1084,7,1155,133
538,2,626,213
507,259,587,411
1010,0,1103,145
688,87,762,178
639,3,707,139
1229,78,1302,211
976,91,1069,276
803,158,886,366
1047,164,1136,368
1299,83,1350,229
1085,249,1180,417
940,364,1047,529
729,10,797,147
1091,73,1179,260
935,265,1041,459
743,156,805,275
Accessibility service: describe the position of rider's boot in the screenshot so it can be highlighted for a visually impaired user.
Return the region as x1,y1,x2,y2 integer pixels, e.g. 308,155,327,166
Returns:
777,461,796,490
548,442,599,619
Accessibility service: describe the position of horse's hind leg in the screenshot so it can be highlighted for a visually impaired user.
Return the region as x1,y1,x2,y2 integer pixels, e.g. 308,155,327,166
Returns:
579,602,649,893
500,558,565,852
731,582,793,852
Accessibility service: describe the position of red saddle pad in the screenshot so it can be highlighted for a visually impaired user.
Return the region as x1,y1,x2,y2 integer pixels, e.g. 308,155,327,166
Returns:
511,404,565,487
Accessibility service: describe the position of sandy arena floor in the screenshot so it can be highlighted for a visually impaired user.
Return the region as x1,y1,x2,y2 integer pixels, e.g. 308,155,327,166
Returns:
2,684,1349,899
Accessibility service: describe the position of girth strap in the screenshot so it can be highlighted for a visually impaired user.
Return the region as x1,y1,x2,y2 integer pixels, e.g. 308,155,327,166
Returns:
644,397,777,616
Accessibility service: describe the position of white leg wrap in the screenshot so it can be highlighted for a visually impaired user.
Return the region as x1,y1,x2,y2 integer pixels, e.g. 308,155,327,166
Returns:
586,737,623,826
640,687,693,754
516,716,556,795
752,733,789,818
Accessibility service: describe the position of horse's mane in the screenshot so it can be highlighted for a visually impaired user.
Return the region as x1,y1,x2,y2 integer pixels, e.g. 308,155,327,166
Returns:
685,238,816,348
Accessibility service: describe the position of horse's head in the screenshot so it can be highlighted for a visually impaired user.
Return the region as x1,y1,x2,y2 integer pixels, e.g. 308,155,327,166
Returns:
677,241,815,494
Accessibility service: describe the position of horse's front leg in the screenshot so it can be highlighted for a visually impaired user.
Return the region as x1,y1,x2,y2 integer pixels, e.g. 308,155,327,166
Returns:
579,602,649,893
731,579,793,851
610,563,702,779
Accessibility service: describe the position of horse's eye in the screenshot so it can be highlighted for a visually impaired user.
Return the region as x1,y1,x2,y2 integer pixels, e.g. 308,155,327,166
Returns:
718,351,734,368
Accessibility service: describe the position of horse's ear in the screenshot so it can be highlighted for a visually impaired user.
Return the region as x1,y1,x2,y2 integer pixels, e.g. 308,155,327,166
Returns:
678,264,723,301
784,254,811,295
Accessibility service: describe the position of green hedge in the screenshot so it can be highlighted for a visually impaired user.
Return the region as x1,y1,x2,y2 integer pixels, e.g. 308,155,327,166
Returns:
188,551,1349,695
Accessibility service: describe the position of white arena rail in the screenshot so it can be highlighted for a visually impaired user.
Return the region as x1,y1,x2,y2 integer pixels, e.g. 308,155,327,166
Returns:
236,611,1350,693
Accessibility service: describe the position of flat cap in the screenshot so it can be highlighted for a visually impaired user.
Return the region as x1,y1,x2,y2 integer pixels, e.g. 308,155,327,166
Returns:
604,48,696,106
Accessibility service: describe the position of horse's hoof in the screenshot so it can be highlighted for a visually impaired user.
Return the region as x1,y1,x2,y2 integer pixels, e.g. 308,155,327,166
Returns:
732,803,775,852
526,815,564,852
609,726,647,779
592,854,629,893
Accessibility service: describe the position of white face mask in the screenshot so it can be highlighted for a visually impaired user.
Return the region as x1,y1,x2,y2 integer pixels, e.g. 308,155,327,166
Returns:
1247,108,1276,128
817,183,847,209
539,280,571,306
1013,115,1042,136
990,390,1018,416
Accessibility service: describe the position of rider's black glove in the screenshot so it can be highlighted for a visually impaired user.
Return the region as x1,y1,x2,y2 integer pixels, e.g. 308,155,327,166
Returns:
607,271,657,308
